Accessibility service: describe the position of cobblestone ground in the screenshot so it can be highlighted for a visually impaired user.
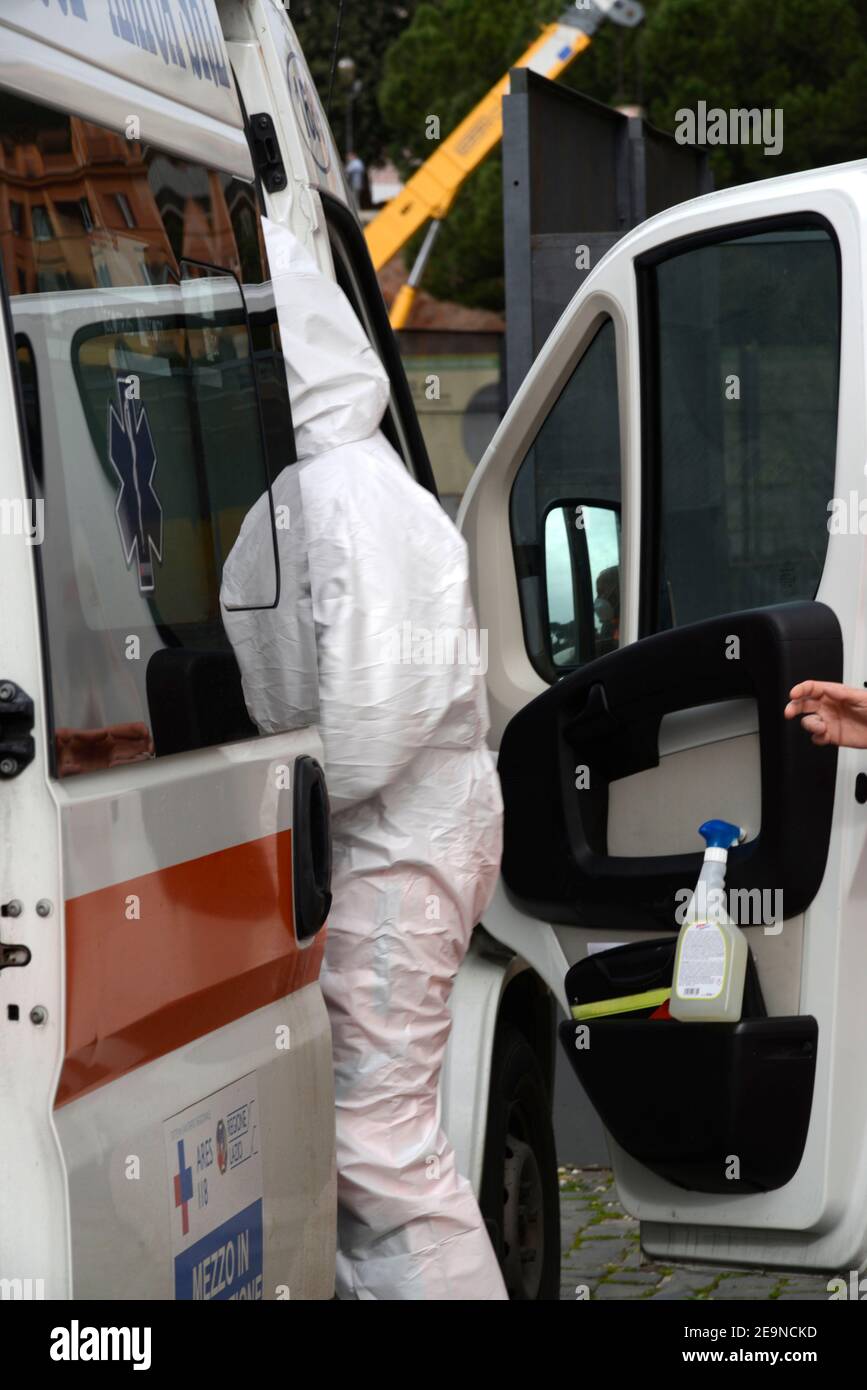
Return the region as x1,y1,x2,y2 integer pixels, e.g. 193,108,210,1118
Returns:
559,1167,830,1301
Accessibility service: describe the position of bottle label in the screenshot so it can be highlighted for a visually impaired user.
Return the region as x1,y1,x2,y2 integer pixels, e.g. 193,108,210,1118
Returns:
675,921,726,1001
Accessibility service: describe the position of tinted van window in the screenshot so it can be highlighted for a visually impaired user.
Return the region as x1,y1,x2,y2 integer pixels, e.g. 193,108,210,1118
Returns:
642,223,840,631
0,92,315,774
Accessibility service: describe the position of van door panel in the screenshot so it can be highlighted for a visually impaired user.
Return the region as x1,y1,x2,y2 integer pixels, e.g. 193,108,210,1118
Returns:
498,602,842,930
0,86,335,1298
54,987,334,1300
607,728,761,856
53,736,325,1106
466,174,867,1266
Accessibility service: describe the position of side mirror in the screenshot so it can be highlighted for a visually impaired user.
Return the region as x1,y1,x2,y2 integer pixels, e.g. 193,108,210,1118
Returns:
543,500,621,671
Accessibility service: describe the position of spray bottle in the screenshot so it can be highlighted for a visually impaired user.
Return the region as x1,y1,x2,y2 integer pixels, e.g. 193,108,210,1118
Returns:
670,818,747,1023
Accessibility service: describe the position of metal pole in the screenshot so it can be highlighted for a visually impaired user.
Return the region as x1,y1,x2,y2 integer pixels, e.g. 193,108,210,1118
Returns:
407,219,443,288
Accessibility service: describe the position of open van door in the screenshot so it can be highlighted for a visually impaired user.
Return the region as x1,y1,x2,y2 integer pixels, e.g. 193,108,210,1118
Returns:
462,162,867,1273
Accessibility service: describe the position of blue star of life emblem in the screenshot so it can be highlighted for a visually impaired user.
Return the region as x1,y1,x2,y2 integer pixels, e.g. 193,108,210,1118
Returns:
108,375,163,593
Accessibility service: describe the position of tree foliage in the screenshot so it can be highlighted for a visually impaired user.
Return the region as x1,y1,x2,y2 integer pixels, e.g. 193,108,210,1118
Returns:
374,0,867,311
379,0,559,309
640,0,867,185
289,0,422,162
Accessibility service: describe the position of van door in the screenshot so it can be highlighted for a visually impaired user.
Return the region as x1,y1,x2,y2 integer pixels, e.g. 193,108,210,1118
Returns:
463,169,867,1272
0,83,334,1299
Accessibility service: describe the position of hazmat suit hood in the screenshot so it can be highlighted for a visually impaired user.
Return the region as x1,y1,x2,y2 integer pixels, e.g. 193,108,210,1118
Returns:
262,218,390,459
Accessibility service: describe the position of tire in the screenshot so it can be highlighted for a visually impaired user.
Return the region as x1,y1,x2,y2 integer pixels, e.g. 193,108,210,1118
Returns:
480,1022,560,1300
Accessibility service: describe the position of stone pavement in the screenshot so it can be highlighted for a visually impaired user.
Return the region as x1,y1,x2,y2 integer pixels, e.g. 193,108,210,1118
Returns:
559,1167,831,1301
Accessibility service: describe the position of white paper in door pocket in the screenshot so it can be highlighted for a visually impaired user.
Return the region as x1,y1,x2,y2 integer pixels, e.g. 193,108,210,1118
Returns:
164,1073,264,1300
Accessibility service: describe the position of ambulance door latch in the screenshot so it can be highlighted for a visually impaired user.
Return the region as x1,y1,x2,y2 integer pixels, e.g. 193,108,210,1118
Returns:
0,680,34,778
0,942,31,972
249,113,288,193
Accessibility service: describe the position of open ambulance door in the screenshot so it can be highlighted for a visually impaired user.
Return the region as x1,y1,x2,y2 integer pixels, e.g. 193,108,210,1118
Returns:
0,9,335,1301
461,163,867,1273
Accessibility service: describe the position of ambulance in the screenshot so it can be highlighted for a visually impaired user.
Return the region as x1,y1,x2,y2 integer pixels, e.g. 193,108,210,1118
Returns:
0,0,561,1302
0,0,863,1306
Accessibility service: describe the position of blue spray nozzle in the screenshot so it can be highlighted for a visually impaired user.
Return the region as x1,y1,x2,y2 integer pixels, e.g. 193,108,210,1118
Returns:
699,818,744,850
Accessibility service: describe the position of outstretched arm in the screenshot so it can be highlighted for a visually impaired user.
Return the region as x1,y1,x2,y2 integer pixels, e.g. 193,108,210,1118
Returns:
784,680,867,749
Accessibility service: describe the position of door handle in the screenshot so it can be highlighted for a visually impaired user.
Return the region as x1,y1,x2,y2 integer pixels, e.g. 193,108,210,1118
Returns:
564,682,614,742
292,756,332,940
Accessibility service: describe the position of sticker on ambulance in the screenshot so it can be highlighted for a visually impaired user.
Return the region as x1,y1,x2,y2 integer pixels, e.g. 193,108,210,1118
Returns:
287,50,331,174
109,377,163,594
164,1073,264,1300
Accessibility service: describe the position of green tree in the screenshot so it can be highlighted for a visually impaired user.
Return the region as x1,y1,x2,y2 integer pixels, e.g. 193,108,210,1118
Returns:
379,0,867,310
560,0,664,109
640,0,867,185
379,0,563,310
378,0,665,309
289,0,422,163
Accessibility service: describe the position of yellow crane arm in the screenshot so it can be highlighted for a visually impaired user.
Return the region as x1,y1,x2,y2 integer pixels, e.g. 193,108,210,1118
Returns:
365,18,592,272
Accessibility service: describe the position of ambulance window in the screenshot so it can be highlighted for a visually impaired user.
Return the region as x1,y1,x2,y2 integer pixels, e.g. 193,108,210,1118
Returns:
640,220,840,633
0,93,312,776
510,318,622,684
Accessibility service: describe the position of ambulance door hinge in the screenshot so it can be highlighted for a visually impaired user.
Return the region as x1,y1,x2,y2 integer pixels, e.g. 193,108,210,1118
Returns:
0,681,35,778
249,113,288,193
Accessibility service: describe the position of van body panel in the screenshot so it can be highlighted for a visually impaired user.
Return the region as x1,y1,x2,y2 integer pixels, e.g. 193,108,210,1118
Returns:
0,290,72,1300
54,988,336,1300
0,21,252,177
0,16,335,1298
231,0,355,207
53,728,325,1108
2,0,245,131
220,0,353,277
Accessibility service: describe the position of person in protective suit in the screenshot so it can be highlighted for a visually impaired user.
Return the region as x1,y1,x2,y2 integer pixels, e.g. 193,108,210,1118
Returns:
221,220,508,1301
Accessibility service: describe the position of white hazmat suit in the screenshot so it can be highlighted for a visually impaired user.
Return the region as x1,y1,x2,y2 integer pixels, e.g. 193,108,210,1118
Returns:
222,220,508,1300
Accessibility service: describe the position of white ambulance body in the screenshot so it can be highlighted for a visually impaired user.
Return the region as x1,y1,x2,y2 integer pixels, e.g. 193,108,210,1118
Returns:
0,0,561,1302
3,0,863,1304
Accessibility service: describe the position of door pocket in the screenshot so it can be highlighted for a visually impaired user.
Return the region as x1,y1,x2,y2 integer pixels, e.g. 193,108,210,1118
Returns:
560,1011,817,1194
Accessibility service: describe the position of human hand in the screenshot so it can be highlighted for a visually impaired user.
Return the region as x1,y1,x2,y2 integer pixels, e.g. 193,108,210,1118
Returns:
784,681,867,749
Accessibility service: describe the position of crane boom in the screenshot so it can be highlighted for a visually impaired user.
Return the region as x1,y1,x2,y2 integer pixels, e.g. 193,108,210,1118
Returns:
365,1,644,276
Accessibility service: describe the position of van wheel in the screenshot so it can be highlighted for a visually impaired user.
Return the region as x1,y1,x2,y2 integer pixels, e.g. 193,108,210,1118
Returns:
480,1022,560,1300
